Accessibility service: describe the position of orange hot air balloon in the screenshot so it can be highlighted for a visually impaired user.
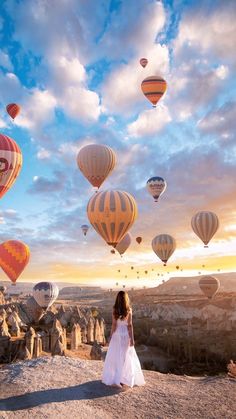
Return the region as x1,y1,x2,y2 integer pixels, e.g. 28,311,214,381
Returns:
77,144,116,189
140,58,148,68
0,134,22,199
0,240,30,285
6,103,21,120
136,236,142,244
141,76,167,107
87,189,138,247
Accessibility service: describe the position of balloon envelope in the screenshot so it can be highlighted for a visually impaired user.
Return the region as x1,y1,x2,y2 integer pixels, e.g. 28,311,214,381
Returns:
191,211,219,247
140,58,148,68
77,144,116,189
141,76,167,107
33,282,59,309
87,189,138,247
199,276,220,299
0,240,30,284
6,103,21,120
81,224,89,236
146,176,167,202
116,232,132,255
152,234,176,265
0,134,22,199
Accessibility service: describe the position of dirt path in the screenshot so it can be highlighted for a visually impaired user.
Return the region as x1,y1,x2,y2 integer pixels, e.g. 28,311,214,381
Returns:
0,356,235,419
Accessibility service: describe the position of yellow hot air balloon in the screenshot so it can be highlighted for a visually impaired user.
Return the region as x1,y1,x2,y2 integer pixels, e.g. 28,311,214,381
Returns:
116,232,132,256
77,144,116,189
152,234,176,266
141,76,167,107
199,276,220,299
191,211,219,247
87,190,138,247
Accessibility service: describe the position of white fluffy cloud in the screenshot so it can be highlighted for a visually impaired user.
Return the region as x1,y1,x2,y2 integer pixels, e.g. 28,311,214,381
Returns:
127,105,171,138
174,1,236,67
15,89,57,130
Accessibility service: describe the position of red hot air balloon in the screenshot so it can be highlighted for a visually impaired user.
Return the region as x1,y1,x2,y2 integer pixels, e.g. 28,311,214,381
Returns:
0,134,22,199
0,240,30,285
136,236,142,244
140,58,148,68
6,103,21,120
141,76,167,107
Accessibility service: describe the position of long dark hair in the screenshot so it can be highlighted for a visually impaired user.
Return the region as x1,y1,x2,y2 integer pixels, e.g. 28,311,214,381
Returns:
113,291,131,320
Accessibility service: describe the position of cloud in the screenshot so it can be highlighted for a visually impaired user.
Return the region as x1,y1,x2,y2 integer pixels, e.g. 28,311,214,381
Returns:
174,1,236,67
15,89,57,130
198,101,236,143
0,50,13,71
36,148,52,160
127,105,171,138
28,172,66,194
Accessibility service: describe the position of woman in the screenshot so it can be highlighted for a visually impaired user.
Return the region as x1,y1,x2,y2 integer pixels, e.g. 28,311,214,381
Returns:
102,291,145,388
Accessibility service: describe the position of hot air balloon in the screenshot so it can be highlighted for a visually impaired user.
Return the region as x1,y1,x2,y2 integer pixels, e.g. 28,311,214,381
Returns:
152,234,176,266
136,236,142,244
77,144,116,189
0,134,22,199
33,282,59,309
141,76,167,107
145,270,148,274
0,240,30,285
199,276,220,299
131,266,134,270
140,58,148,68
116,233,131,256
191,211,219,247
116,282,119,286
146,177,167,202
87,189,138,247
118,269,120,273
123,285,126,289
81,224,89,236
176,266,180,270
6,103,21,120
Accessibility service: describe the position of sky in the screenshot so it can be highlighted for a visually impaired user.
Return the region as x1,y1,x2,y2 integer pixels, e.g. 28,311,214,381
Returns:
0,0,235,289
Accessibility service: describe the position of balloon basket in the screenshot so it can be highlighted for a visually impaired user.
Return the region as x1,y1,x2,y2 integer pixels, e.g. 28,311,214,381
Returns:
11,283,16,286
204,245,209,248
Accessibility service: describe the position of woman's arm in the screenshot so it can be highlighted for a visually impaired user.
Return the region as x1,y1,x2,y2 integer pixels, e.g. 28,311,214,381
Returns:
109,312,117,342
127,309,134,346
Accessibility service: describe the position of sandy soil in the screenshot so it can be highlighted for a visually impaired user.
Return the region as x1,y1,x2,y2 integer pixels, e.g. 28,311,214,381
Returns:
0,356,235,419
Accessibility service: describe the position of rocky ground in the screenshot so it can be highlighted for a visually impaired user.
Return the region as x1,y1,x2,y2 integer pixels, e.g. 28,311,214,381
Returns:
0,356,235,419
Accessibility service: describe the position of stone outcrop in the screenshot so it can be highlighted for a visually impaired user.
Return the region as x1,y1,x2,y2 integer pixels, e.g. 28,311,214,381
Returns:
90,341,103,360
71,323,81,350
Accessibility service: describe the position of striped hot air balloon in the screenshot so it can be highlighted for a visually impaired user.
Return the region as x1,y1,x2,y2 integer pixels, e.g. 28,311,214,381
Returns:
191,211,219,247
0,240,30,285
33,282,59,309
152,234,176,266
6,103,21,120
140,58,148,68
116,232,132,256
87,190,138,247
77,144,116,189
141,76,167,107
146,176,167,202
0,134,22,199
199,276,220,299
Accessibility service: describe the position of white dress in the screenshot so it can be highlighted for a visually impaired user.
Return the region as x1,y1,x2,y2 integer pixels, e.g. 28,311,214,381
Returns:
102,317,145,387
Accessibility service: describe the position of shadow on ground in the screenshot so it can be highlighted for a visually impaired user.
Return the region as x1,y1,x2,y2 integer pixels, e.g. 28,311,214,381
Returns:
0,381,121,411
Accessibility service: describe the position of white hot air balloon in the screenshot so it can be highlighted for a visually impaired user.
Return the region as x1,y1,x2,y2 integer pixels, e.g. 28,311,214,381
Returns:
191,211,219,247
146,177,167,202
116,233,132,256
33,282,59,310
152,234,176,266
